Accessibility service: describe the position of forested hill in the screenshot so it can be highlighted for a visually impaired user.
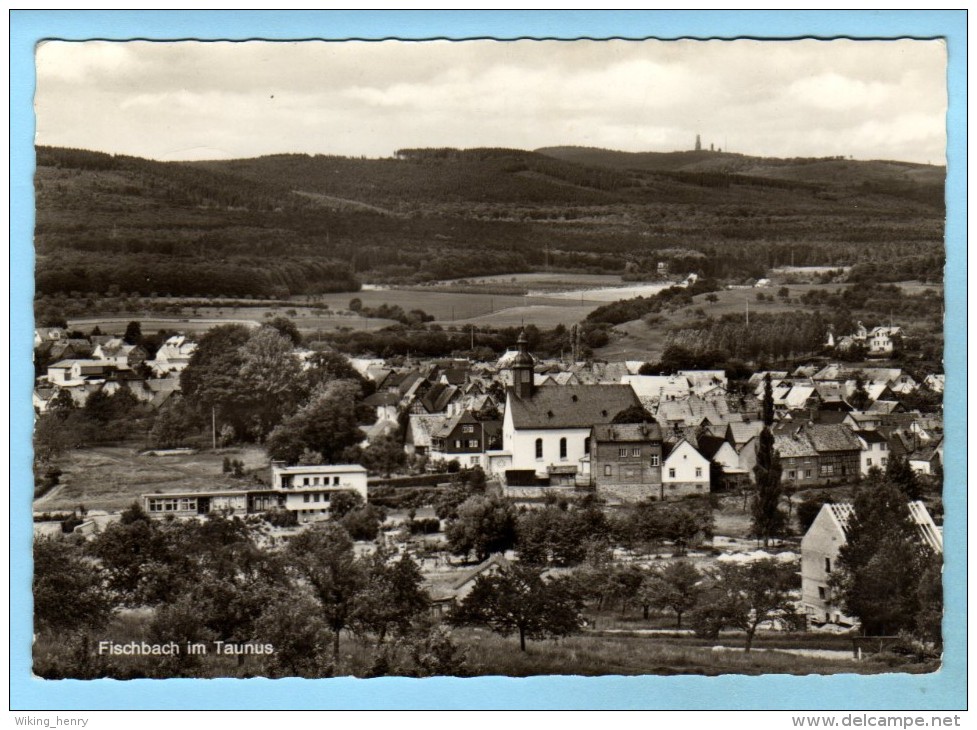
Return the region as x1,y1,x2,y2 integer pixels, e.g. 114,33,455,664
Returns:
35,145,945,299
536,146,945,208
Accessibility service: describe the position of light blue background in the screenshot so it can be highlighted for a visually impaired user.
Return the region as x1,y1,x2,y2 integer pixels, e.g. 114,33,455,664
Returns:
10,10,967,710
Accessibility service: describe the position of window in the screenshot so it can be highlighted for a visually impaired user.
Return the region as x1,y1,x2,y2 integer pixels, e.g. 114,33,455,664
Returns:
535,438,543,460
881,458,887,466
303,477,310,486
313,477,320,486
604,465,612,477
821,464,835,477
303,494,310,503
650,455,660,467
333,476,340,485
818,587,826,599
631,448,640,457
314,493,320,503
881,442,887,451
468,440,479,449
824,558,832,574
584,437,591,453
866,458,872,467
805,469,812,478
462,425,474,434
470,456,479,465
619,447,628,458
695,467,703,478
454,440,462,449
559,438,567,460
788,470,796,479
668,468,676,478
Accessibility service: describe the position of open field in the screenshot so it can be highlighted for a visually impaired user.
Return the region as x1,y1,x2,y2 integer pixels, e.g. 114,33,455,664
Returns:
33,611,933,679
67,310,398,336
593,279,942,362
34,445,269,513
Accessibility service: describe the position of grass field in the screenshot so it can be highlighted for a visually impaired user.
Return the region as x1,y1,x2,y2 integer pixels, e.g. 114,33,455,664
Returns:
34,445,269,513
593,279,942,362
33,611,934,680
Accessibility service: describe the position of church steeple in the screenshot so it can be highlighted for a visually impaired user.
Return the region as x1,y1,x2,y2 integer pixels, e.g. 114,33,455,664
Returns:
509,330,536,398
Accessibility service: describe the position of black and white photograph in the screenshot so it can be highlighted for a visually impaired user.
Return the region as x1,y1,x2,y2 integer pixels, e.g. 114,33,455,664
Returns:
30,36,948,681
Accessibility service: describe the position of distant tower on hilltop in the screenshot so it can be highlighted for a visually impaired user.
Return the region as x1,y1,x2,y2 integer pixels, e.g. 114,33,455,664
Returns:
695,134,702,152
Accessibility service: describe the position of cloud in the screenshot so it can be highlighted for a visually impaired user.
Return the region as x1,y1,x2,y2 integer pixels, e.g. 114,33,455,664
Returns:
33,38,947,164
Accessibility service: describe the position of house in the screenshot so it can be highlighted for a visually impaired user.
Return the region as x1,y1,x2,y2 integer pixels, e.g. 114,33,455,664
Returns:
34,327,66,347
269,463,369,523
362,391,401,422
46,359,114,386
908,441,943,476
773,426,821,486
923,374,945,394
854,430,889,476
866,326,902,356
502,332,641,483
801,501,941,627
404,414,448,457
589,422,664,502
662,439,710,498
411,382,461,414
697,433,749,487
806,423,862,482
92,339,148,371
143,489,280,519
148,335,197,376
429,411,501,470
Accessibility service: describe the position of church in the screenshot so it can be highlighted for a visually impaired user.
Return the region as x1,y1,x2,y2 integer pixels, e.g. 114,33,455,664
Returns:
501,332,642,484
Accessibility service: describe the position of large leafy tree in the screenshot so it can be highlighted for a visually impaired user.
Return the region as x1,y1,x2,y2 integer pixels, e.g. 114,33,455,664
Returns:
34,538,113,634
266,380,365,464
353,549,430,645
287,523,366,658
699,558,800,652
237,326,305,437
885,455,923,501
449,563,584,651
830,479,939,637
644,560,702,627
444,495,518,563
179,324,252,436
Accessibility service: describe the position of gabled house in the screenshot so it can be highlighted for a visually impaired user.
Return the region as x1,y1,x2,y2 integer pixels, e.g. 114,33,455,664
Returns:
853,429,889,476
801,501,941,627
429,411,500,469
362,391,401,422
92,339,148,371
589,422,664,502
805,424,862,483
773,426,820,486
404,414,448,458
662,439,710,498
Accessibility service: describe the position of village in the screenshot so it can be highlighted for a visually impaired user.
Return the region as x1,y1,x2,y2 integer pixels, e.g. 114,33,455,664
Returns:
32,304,945,677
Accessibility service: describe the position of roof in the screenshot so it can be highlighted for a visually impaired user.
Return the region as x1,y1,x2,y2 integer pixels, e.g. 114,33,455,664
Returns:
591,422,663,442
508,384,641,430
620,374,691,401
806,424,862,453
772,429,819,458
272,464,367,474
407,414,448,448
854,429,889,445
824,501,942,554
696,433,729,460
450,553,510,591
727,420,765,444
363,391,401,408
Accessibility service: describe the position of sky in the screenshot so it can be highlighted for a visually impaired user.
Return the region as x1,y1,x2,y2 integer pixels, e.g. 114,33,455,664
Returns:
34,39,947,164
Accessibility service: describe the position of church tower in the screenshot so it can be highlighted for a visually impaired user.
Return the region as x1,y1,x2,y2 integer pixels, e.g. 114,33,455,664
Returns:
508,330,536,399
695,134,702,152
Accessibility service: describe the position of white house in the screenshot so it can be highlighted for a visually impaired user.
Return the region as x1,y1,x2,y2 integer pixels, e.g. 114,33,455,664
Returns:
923,374,945,394
270,463,369,523
620,374,691,403
853,429,889,476
502,332,641,483
46,359,112,386
147,335,198,376
867,326,902,356
801,501,941,627
662,438,711,498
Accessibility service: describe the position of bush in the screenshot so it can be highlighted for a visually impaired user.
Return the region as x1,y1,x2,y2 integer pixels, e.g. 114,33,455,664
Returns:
409,517,441,535
263,509,298,528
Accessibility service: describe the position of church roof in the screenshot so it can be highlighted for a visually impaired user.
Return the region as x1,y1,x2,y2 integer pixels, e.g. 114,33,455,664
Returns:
508,384,640,430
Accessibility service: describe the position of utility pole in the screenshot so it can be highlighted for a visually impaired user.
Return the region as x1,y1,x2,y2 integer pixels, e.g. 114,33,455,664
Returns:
212,406,217,450
746,297,750,328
